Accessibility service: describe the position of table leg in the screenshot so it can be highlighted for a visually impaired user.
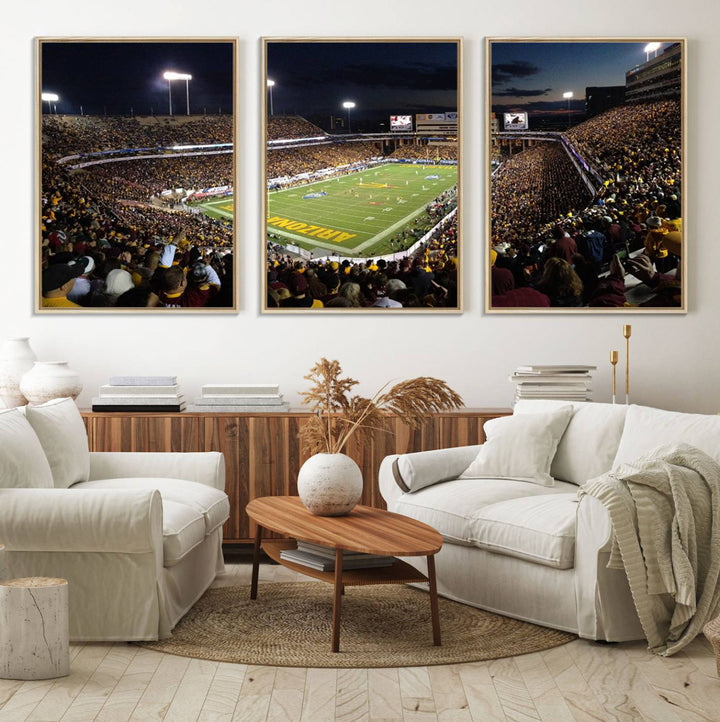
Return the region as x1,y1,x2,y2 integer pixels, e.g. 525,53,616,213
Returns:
250,523,263,600
331,549,344,653
427,554,441,646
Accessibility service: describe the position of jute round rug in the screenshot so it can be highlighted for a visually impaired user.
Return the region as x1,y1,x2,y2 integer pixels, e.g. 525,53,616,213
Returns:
139,583,576,668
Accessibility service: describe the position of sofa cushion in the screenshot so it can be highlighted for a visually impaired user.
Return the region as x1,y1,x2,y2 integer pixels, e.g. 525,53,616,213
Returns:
393,445,483,493
471,494,578,569
460,406,573,486
613,404,720,469
24,398,90,489
73,477,229,535
0,408,54,489
392,477,578,553
162,500,207,567
514,400,627,485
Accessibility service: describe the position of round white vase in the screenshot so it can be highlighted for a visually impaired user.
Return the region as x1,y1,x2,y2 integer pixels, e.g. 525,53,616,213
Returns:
20,362,83,406
0,337,37,407
297,453,363,516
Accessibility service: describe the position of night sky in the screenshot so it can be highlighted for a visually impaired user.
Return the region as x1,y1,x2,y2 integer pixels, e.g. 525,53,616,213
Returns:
491,41,675,119
266,41,459,132
40,41,234,116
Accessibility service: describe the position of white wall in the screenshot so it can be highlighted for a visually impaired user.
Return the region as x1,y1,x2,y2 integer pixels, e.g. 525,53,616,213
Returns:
5,0,719,413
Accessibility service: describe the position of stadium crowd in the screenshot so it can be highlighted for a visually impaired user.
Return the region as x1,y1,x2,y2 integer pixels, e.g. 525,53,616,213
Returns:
387,145,458,162
267,141,382,180
79,154,233,201
41,116,234,309
266,116,325,141
42,115,233,159
490,99,682,308
266,228,458,310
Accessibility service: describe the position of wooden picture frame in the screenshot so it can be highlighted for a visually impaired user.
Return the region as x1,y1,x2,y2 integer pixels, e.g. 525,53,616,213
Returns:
262,37,462,312
37,37,238,312
486,38,686,313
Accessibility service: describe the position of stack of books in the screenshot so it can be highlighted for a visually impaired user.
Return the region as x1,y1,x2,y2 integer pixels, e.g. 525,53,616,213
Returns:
280,540,395,572
190,384,289,413
510,365,596,403
92,375,185,412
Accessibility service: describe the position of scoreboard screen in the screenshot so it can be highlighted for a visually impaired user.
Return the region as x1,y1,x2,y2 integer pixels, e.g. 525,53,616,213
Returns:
503,112,528,130
390,115,413,131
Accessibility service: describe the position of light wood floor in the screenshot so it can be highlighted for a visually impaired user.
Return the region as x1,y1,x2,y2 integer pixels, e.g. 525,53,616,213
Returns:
0,561,718,721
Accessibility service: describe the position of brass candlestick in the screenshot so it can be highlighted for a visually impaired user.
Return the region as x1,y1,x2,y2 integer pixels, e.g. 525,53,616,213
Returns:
623,324,632,404
610,350,619,404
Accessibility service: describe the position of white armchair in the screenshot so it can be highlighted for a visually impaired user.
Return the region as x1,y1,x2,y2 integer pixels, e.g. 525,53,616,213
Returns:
0,399,229,641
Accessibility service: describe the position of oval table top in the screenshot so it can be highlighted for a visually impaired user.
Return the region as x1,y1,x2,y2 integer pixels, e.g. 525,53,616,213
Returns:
246,496,442,557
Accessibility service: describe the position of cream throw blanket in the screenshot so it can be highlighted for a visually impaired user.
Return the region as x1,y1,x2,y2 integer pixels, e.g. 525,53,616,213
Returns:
579,443,720,656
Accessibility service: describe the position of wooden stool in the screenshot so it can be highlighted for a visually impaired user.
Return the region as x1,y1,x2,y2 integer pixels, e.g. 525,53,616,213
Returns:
0,577,69,680
704,614,720,677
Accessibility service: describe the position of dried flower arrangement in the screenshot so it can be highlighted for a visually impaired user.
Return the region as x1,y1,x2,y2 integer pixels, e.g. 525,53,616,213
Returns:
299,358,463,454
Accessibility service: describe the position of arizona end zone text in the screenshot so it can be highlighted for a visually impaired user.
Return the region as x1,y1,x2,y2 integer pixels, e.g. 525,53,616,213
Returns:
266,216,357,243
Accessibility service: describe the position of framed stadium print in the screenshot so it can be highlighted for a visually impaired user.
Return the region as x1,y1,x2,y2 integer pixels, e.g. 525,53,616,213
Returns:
37,38,237,312
486,38,686,313
262,37,462,312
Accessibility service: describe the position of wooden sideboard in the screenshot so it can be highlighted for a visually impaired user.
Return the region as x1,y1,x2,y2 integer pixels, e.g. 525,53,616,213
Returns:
81,408,510,543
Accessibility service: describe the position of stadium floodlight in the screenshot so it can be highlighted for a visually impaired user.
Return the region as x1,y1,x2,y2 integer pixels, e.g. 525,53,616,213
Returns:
342,101,356,134
163,71,192,116
41,92,59,114
267,79,275,116
563,91,573,128
644,42,662,61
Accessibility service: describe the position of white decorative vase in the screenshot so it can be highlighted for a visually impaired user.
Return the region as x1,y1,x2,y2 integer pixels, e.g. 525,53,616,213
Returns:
20,362,82,406
0,337,37,408
297,453,363,516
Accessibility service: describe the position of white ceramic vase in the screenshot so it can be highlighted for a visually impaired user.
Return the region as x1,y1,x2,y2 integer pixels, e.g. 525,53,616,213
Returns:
0,337,37,408
297,453,363,516
20,362,83,406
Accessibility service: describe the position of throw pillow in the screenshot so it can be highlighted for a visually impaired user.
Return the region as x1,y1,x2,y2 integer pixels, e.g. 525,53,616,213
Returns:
24,398,90,489
0,408,54,488
513,400,628,484
459,406,573,486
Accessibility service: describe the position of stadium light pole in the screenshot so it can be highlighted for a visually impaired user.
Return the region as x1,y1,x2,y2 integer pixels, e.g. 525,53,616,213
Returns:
342,101,356,134
563,91,573,128
267,79,275,116
163,71,192,116
644,42,661,62
41,92,59,114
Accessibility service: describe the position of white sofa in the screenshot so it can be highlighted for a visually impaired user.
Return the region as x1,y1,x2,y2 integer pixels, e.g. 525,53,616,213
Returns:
0,398,229,642
379,400,720,641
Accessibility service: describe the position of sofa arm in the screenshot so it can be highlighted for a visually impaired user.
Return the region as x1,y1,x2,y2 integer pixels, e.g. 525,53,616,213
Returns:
379,445,483,506
0,488,163,553
89,452,225,491
574,493,643,640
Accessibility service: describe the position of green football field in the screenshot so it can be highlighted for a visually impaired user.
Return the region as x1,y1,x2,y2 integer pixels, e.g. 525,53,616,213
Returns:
266,163,457,256
195,163,457,257
195,196,234,222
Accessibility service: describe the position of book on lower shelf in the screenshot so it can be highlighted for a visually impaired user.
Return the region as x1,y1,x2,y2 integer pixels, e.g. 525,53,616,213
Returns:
279,544,395,572
295,540,393,563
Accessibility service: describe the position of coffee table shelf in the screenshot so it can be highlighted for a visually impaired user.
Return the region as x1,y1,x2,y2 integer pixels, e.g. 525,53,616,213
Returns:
263,539,430,586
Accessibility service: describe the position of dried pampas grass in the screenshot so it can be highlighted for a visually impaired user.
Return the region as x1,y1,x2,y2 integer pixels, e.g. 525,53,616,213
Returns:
299,358,463,454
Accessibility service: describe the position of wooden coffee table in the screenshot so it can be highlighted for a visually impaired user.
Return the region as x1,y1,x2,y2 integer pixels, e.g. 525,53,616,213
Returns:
246,496,443,653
